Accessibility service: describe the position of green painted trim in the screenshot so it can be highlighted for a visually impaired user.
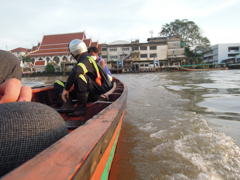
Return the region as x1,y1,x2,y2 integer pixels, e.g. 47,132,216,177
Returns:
101,127,121,180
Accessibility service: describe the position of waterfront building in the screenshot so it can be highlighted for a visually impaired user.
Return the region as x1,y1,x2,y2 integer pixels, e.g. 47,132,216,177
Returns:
204,43,240,64
34,59,47,73
10,47,27,60
25,31,102,65
101,36,186,71
20,61,35,74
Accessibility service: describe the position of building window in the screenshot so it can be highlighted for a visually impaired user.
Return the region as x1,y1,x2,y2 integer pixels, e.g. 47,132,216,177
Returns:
228,54,238,57
122,48,129,51
140,54,147,58
102,55,107,58
132,46,138,51
150,46,157,50
173,43,178,46
145,64,149,67
150,54,157,58
110,49,117,52
140,46,147,50
102,48,107,51
207,50,213,54
228,47,239,52
173,51,178,54
110,56,118,59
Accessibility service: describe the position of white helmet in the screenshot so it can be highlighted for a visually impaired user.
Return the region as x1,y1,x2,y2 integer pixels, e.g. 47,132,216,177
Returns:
68,39,87,57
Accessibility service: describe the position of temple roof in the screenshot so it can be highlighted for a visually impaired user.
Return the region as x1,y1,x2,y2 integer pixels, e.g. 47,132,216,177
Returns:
35,60,46,66
28,32,86,57
91,42,98,47
41,32,86,45
83,39,92,47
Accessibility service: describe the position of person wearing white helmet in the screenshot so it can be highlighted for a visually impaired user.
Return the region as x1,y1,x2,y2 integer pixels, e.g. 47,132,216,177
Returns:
54,39,108,116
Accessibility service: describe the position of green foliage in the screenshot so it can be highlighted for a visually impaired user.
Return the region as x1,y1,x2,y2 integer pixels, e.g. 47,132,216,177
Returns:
22,56,33,63
54,56,60,64
185,47,204,64
159,19,211,52
46,63,55,72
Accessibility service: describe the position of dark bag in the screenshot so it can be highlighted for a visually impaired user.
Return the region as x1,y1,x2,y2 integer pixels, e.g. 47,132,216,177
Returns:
97,63,113,93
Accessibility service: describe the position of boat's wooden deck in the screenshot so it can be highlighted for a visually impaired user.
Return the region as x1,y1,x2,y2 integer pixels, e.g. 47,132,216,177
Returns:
31,79,124,132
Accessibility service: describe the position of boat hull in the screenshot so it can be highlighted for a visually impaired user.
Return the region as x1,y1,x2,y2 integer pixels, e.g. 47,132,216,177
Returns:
180,67,228,71
2,78,127,180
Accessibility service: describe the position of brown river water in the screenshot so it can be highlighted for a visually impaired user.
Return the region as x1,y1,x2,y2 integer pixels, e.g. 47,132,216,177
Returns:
22,70,240,180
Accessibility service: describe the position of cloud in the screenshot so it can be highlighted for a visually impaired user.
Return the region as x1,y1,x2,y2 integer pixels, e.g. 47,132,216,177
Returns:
205,27,240,45
0,0,239,50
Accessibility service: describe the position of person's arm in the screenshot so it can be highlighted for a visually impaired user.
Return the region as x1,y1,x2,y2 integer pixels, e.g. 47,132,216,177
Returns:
99,60,105,69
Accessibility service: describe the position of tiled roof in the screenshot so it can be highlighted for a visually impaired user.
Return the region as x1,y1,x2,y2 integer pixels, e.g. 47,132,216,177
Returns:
52,61,58,66
98,44,102,52
26,32,106,58
91,42,98,47
41,32,85,45
11,47,27,52
83,39,91,47
40,44,68,49
35,61,46,66
26,49,32,54
28,48,70,57
27,32,86,57
26,62,34,67
32,46,38,51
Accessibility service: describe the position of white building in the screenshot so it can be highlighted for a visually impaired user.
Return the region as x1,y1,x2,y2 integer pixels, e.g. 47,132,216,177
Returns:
204,43,240,64
10,47,27,60
101,36,186,70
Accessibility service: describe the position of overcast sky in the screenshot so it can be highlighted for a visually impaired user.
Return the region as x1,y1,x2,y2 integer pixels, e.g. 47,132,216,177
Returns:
0,0,239,50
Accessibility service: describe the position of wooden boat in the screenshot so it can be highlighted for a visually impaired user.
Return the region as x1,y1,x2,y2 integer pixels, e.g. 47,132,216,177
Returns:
2,78,127,180
180,67,228,71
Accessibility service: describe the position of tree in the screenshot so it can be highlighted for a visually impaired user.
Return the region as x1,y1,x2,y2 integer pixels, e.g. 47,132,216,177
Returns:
185,47,204,64
21,56,33,63
159,19,211,51
46,63,55,72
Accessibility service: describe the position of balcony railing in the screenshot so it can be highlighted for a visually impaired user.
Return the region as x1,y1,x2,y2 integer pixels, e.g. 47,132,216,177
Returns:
228,50,239,53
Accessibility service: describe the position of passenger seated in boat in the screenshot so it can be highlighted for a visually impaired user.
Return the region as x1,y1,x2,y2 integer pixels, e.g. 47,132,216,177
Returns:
0,50,68,177
54,39,110,117
88,46,112,81
0,102,69,177
0,50,32,103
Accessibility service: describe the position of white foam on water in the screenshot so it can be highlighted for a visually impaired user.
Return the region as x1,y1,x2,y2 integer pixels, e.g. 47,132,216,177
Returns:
174,118,240,179
165,85,192,91
139,122,157,132
150,130,168,139
149,112,240,179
